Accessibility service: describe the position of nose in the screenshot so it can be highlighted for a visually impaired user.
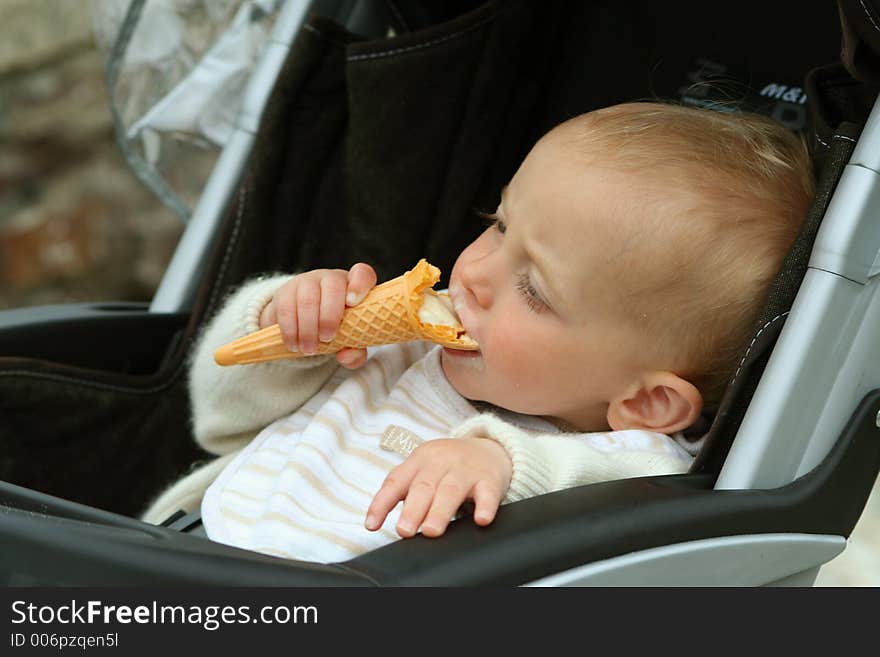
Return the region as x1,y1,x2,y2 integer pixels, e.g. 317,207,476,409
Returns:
459,252,494,309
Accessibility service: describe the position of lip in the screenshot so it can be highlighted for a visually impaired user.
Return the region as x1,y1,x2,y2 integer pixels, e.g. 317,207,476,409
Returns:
443,346,482,358
448,285,478,344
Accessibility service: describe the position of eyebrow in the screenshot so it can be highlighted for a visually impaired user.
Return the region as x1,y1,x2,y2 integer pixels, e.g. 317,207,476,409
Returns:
499,185,565,314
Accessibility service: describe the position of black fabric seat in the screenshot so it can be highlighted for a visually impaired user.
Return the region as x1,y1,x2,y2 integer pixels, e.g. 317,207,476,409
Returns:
1,0,878,585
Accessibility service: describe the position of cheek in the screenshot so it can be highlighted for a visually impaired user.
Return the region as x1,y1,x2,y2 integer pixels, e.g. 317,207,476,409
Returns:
479,319,570,412
486,307,585,386
483,311,548,379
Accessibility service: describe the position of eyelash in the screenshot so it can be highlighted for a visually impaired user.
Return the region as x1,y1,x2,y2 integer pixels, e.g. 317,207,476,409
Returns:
516,272,547,313
476,210,545,313
478,211,506,233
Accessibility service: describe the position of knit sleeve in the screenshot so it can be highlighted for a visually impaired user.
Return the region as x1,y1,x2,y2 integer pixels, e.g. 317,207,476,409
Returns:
450,412,692,503
188,274,339,456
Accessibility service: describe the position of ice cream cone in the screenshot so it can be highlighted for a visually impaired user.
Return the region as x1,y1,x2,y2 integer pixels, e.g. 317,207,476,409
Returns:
214,259,478,366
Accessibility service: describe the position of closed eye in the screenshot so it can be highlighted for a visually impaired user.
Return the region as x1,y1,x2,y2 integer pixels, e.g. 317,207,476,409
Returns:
516,272,547,313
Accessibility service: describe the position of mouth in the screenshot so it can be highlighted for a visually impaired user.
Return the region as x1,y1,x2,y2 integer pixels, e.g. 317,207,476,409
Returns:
448,286,477,341
444,286,483,361
442,344,484,374
443,346,482,358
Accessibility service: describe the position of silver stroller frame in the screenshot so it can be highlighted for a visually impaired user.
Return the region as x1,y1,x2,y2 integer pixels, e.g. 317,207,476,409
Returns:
139,2,880,586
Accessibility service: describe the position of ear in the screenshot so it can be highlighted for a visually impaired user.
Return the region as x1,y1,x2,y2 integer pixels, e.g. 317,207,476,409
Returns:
606,372,703,434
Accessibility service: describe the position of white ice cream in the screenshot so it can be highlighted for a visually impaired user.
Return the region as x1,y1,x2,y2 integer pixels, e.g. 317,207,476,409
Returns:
417,292,460,327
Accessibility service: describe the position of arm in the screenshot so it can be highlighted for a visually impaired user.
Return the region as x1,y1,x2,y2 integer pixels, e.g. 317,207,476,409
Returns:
190,263,379,456
188,274,338,456
450,413,692,503
366,412,691,537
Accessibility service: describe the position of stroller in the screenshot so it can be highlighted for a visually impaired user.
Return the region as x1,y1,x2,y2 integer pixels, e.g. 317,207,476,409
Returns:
2,0,879,586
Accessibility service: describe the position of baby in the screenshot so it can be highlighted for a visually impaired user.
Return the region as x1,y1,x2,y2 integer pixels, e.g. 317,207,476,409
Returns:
141,102,814,563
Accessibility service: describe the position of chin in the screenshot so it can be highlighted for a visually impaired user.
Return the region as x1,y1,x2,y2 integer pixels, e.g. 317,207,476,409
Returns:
440,349,485,398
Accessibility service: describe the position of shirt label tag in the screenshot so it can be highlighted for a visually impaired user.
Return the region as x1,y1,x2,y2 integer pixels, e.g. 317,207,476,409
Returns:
380,425,424,458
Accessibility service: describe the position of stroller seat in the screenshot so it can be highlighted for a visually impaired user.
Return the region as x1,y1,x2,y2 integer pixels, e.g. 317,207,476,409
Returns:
1,0,879,586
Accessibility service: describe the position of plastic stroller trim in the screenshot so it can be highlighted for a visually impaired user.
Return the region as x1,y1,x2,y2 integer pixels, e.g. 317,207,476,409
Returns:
852,102,880,172
149,0,391,314
148,0,311,314
811,165,880,283
0,303,188,378
0,302,150,327
524,534,845,587
717,270,868,488
717,95,880,490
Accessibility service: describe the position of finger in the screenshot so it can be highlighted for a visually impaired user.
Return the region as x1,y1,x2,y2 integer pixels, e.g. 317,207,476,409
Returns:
295,276,321,355
471,480,503,527
335,348,368,369
396,470,444,538
259,297,276,330
346,263,378,307
318,272,348,343
365,464,416,531
419,475,468,538
275,285,299,351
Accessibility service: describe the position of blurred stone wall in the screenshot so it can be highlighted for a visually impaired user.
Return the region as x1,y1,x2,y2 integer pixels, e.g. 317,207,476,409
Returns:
0,0,183,308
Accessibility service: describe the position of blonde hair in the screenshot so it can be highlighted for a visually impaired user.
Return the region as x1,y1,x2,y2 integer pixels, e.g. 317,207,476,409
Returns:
564,102,814,404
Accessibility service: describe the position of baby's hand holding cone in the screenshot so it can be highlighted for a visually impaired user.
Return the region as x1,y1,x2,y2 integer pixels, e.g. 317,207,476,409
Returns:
214,259,478,366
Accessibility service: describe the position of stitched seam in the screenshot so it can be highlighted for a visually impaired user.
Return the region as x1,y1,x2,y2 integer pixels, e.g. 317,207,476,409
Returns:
347,13,498,62
729,312,789,388
860,0,880,33
815,133,854,149
205,185,247,316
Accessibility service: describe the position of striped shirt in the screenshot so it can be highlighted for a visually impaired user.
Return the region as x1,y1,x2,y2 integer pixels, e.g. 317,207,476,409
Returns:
201,343,693,563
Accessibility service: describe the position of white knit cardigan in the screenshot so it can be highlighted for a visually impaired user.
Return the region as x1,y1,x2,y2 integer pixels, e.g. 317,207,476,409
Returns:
141,275,693,525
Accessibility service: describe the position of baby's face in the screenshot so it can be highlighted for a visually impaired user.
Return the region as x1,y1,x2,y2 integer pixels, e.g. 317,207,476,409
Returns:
442,129,657,431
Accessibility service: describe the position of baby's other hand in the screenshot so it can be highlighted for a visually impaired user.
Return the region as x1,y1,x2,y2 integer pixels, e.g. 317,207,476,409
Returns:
259,262,377,368
365,438,513,538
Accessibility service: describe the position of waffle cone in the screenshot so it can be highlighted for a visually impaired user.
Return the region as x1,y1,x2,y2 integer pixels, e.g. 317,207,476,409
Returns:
215,259,478,366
